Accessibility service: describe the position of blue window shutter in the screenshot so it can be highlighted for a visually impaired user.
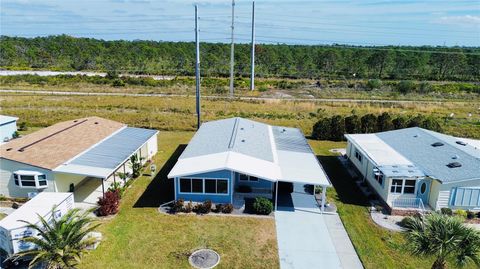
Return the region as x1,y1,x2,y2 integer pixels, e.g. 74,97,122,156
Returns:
463,189,472,206
471,189,480,206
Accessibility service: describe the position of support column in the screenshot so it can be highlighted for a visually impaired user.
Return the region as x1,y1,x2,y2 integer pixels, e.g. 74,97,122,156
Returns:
275,181,279,211
113,173,116,185
321,186,326,214
101,179,105,199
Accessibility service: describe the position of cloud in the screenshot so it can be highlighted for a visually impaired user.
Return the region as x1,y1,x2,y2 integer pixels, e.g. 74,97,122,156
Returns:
436,15,480,27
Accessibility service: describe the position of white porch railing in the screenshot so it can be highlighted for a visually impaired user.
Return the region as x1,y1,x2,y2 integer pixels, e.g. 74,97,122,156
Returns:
392,197,425,213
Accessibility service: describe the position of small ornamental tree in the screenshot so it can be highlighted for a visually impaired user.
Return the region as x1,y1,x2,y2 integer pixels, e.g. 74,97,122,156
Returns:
129,154,142,178
97,190,120,216
253,197,273,215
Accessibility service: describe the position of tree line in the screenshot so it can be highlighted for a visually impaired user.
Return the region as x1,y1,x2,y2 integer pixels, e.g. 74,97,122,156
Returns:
311,113,443,141
1,35,479,81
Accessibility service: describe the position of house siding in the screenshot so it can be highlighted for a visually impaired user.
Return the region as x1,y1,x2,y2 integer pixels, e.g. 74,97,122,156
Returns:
175,170,233,204
0,158,55,197
0,121,17,142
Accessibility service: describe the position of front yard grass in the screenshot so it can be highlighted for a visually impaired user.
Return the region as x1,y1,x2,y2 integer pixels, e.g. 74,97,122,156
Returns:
79,131,279,269
309,140,477,269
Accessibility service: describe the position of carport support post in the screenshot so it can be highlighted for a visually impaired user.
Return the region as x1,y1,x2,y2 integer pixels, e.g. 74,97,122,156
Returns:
275,181,279,211
102,179,105,199
321,186,326,214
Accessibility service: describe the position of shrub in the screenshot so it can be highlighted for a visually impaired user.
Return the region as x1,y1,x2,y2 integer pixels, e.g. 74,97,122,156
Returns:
12,131,19,139
366,79,382,90
454,209,467,219
184,201,193,213
396,80,417,94
440,207,453,216
0,194,6,201
171,199,184,213
222,203,234,214
237,185,252,193
477,212,480,219
112,79,125,87
17,122,27,131
466,210,475,220
253,197,273,215
398,217,410,228
107,182,125,198
195,200,212,214
97,190,120,216
213,204,224,213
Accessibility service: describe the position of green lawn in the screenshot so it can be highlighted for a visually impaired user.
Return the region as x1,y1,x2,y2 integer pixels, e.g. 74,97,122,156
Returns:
79,131,279,269
309,140,477,269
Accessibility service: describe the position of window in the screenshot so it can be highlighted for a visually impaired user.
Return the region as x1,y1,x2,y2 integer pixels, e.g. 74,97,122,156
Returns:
355,150,363,163
452,187,480,207
239,174,259,182
192,179,203,193
390,179,403,193
403,180,416,194
373,168,383,186
205,179,216,194
180,178,191,193
178,178,229,195
13,172,48,189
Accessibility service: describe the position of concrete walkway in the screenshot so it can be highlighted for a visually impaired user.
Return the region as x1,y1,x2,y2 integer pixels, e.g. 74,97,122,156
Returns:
275,184,363,269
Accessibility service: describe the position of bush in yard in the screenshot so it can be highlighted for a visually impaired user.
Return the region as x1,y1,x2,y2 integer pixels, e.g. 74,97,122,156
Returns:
108,182,125,198
253,197,273,215
213,204,224,213
366,79,382,90
171,199,184,213
454,209,467,219
440,207,453,216
396,80,417,94
222,203,234,214
467,211,475,220
195,200,212,214
184,201,193,213
97,190,120,216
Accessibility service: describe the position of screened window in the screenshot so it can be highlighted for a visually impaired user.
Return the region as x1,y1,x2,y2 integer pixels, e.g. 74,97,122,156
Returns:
239,174,259,182
205,179,216,194
452,187,480,207
178,178,229,195
192,179,203,193
403,180,416,194
180,178,191,193
13,172,48,189
373,168,383,186
390,179,403,193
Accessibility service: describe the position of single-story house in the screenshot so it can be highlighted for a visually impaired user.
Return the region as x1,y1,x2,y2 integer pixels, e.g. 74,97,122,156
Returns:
0,115,18,144
0,117,158,206
168,117,331,211
345,127,480,212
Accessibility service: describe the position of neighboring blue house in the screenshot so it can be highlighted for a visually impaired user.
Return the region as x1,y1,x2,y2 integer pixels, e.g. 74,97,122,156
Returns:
168,117,331,210
0,115,18,144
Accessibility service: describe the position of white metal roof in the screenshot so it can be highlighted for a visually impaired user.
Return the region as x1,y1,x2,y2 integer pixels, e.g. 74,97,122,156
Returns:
168,118,330,186
0,192,72,230
345,133,413,166
0,115,18,125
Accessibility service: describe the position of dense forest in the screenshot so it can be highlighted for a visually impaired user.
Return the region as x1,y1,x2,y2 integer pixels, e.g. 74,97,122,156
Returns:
0,35,479,81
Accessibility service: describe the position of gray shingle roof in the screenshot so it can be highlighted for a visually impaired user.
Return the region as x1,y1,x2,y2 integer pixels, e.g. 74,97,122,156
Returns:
377,127,480,183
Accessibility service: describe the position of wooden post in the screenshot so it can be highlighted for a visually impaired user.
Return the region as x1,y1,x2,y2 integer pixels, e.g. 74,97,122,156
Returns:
101,179,105,199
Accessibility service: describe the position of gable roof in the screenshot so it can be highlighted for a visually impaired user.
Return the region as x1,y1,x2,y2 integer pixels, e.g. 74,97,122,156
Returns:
0,115,18,126
168,117,330,186
346,127,480,183
0,117,125,170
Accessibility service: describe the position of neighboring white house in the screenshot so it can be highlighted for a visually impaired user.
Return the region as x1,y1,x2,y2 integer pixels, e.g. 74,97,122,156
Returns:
345,127,480,212
0,117,158,207
0,115,18,144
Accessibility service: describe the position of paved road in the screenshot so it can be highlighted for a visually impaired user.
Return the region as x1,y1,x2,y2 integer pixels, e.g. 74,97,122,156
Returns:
275,184,363,269
0,89,469,104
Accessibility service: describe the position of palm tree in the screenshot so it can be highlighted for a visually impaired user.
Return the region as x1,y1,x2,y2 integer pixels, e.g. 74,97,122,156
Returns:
10,208,99,269
403,212,480,269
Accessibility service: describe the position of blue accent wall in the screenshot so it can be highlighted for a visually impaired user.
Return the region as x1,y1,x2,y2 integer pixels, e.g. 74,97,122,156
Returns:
175,170,233,204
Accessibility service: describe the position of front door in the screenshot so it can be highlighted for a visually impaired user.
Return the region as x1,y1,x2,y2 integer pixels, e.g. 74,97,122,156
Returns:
416,179,430,205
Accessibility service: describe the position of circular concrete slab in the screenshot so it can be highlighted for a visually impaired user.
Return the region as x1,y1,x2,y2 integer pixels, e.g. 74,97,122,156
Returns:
188,249,220,269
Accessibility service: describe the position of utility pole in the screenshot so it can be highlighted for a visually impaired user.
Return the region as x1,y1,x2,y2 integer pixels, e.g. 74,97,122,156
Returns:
229,0,235,97
250,1,256,91
195,4,201,129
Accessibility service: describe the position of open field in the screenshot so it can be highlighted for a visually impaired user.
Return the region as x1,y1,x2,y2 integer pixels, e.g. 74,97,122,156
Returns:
1,93,479,138
79,131,279,269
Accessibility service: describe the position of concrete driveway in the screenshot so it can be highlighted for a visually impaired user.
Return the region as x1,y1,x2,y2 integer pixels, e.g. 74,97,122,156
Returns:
275,184,363,269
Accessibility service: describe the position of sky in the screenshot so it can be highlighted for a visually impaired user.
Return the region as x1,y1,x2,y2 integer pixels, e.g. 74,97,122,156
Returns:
1,0,479,46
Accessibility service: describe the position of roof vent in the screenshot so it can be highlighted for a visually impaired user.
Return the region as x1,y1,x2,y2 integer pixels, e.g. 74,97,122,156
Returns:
431,142,444,147
18,149,25,152
6,148,12,151
94,122,99,124
240,127,244,130
452,155,459,160
73,120,78,123
241,139,245,142
456,141,467,146
413,134,419,138
447,162,462,168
